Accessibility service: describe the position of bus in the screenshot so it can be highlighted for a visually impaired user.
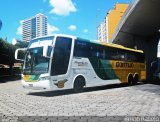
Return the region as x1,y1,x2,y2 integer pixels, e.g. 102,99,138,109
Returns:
15,34,146,92
151,41,160,80
151,58,160,80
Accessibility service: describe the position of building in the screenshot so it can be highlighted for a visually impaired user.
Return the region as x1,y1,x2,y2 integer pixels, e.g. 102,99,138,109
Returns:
98,16,108,42
22,13,48,42
108,4,128,42
98,4,128,43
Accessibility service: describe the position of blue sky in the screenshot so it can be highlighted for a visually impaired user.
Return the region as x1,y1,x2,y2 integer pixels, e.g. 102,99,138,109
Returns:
0,0,130,43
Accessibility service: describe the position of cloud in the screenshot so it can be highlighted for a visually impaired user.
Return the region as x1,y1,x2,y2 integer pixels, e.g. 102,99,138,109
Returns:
16,21,23,35
48,23,59,34
51,16,58,21
83,29,88,33
68,25,76,31
49,0,77,16
12,38,17,45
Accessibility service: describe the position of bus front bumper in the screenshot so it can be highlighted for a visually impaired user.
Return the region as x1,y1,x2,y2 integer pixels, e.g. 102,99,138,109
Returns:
22,80,51,90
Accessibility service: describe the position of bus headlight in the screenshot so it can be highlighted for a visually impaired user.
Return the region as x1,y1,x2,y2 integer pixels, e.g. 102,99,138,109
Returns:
39,76,50,81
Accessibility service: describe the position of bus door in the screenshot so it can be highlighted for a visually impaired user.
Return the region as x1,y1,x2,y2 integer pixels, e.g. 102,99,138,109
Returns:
51,37,72,77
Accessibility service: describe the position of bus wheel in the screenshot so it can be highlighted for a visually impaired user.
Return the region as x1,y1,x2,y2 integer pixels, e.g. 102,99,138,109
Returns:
128,74,133,85
133,74,139,85
74,76,85,93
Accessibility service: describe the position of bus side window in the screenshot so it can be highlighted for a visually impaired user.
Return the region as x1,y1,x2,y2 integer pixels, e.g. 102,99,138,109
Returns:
73,39,91,58
90,43,103,59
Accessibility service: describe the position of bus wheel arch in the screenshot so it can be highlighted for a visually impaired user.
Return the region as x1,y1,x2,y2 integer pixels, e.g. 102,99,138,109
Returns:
127,73,133,85
73,75,86,93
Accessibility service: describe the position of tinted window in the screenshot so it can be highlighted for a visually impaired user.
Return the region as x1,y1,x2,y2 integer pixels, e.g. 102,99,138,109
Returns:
73,39,91,57
74,39,145,63
51,37,72,76
74,40,104,59
104,46,145,63
47,46,53,57
90,43,104,59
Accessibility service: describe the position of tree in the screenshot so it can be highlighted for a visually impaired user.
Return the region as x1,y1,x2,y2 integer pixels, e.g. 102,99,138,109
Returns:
0,38,17,55
0,38,17,64
15,41,28,48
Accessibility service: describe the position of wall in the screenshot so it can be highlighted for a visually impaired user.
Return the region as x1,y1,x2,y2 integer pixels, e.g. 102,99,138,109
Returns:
108,4,128,42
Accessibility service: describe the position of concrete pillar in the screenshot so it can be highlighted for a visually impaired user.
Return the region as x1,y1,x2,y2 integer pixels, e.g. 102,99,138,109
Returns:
135,35,159,81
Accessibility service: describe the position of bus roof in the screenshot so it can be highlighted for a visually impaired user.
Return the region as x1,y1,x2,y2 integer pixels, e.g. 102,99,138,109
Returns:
30,34,143,53
77,37,143,53
100,42,144,53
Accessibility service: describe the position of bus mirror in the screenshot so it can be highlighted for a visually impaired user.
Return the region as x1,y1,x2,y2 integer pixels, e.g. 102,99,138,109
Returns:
15,48,27,61
43,46,52,58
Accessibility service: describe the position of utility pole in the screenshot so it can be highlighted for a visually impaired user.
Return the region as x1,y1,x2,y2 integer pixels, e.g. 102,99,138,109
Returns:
96,8,100,40
0,19,2,31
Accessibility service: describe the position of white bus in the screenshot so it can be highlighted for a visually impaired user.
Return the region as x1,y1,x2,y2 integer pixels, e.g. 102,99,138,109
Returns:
15,34,146,92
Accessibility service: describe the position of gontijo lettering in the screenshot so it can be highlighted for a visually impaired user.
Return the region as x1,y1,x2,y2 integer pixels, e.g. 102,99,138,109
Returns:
116,62,134,68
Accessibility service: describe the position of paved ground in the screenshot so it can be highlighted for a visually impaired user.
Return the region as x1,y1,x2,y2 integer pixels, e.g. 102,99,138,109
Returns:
0,80,160,122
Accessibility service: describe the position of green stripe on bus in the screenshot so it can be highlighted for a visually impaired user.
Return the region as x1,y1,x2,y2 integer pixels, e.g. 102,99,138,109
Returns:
89,58,118,80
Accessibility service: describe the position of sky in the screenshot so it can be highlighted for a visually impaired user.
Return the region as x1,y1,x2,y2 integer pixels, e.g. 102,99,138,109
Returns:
0,0,130,43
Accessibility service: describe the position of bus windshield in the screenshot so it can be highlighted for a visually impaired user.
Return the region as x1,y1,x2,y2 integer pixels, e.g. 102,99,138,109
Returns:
23,47,50,75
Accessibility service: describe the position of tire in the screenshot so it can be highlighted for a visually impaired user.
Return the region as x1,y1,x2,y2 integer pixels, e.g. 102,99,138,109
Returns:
133,74,139,85
128,74,133,85
74,76,85,93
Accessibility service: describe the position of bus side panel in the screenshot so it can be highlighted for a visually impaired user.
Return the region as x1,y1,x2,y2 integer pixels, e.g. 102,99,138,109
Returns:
71,58,121,87
111,61,146,83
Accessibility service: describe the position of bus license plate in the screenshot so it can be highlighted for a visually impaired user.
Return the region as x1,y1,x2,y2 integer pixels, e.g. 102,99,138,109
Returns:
29,84,33,87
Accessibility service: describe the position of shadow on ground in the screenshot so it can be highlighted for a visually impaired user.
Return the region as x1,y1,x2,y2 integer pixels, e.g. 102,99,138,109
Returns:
149,79,160,85
28,83,144,97
0,75,21,83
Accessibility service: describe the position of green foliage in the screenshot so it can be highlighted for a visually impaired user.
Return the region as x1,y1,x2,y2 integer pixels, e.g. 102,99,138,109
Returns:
0,38,28,55
0,38,29,65
15,41,28,48
0,38,17,56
